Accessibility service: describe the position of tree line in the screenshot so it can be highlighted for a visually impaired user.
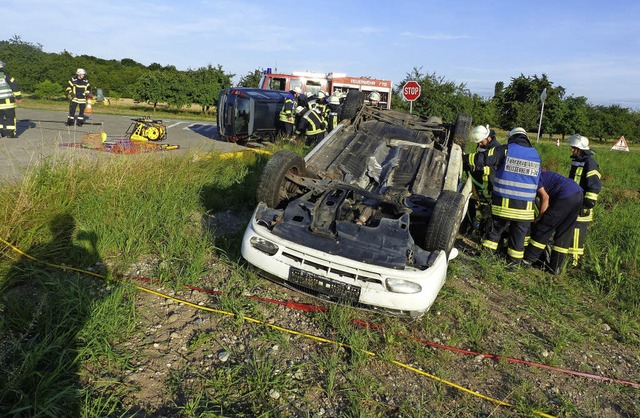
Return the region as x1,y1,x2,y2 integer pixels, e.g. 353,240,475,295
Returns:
2,36,638,141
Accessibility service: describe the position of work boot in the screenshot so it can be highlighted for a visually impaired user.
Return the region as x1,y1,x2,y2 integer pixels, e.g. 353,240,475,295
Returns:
76,121,83,127
66,119,74,126
9,132,17,138
505,258,523,271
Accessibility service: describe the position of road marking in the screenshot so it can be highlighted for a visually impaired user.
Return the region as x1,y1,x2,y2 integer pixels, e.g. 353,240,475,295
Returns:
167,122,185,129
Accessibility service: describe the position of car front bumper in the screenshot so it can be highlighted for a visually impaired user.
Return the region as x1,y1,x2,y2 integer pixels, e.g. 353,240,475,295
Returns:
241,207,450,317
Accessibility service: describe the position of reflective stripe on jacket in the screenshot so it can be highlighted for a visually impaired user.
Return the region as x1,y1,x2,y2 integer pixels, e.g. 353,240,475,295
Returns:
493,143,541,201
0,71,21,101
569,155,601,209
279,97,295,123
296,109,326,136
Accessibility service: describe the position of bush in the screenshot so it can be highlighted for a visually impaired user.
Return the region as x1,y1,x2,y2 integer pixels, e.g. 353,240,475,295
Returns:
33,80,63,100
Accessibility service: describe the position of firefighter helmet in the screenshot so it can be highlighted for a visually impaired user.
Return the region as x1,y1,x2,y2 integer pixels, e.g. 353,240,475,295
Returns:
0,60,5,69
76,68,87,75
470,125,491,143
295,105,305,114
291,86,302,94
508,127,527,138
369,91,381,102
568,134,590,150
316,91,327,99
329,95,340,105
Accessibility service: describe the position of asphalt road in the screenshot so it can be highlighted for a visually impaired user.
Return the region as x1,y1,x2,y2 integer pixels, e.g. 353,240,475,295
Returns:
1,108,244,183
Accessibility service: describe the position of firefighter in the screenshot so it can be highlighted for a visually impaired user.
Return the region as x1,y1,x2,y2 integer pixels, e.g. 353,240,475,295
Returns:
465,127,542,266
462,125,500,235
0,60,22,138
327,95,343,132
566,134,602,267
66,68,91,126
291,105,326,146
523,170,583,274
290,86,308,109
368,91,381,108
278,92,296,137
312,91,329,122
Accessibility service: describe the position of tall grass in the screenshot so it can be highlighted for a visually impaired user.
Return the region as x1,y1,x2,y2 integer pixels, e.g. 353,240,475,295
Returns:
0,149,265,416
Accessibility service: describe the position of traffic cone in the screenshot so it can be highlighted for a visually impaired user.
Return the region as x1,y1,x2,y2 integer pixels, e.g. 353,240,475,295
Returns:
86,99,93,114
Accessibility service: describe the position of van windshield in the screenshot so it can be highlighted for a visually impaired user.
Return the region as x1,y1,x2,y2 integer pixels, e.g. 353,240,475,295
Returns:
234,97,251,135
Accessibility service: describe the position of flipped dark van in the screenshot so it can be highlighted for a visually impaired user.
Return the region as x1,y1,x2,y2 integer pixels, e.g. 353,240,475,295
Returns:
217,87,291,145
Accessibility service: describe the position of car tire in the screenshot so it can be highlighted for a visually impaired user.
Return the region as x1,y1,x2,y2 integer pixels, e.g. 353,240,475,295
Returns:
451,113,472,148
424,190,466,255
256,150,306,209
340,90,364,121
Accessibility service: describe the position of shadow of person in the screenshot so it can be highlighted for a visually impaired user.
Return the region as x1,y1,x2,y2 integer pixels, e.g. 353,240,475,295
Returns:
15,119,37,136
0,213,108,416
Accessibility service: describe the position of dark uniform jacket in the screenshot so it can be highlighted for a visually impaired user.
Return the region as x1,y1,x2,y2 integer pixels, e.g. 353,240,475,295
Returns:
67,76,91,104
569,153,602,222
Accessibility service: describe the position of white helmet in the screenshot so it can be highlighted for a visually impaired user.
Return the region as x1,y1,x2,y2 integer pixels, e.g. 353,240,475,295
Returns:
295,105,305,114
328,95,340,105
316,91,327,99
470,125,490,143
508,127,527,138
291,86,302,94
76,68,87,75
568,134,590,150
369,91,381,101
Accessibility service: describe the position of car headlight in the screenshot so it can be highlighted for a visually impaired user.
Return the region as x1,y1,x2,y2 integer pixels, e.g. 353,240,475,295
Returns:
385,278,422,294
250,236,279,256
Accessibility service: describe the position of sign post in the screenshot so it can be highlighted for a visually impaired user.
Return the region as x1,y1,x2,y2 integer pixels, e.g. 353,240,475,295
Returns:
536,88,547,143
402,81,421,114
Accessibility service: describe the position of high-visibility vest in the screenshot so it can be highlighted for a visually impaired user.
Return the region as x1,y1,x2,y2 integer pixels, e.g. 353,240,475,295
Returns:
493,143,541,201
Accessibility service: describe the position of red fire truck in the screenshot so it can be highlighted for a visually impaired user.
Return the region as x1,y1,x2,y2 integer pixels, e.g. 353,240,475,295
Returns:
259,70,393,109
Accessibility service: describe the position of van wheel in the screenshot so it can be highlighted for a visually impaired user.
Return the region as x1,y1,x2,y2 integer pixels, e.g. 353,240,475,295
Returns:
257,150,306,208
340,90,364,121
424,191,466,256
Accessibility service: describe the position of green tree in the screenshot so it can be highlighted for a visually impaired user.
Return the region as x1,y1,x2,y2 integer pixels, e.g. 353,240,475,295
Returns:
187,65,233,113
238,68,264,88
393,67,476,123
553,96,590,139
132,71,166,109
498,73,565,135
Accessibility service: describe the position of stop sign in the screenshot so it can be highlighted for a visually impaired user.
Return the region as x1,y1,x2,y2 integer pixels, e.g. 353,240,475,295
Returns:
402,81,421,101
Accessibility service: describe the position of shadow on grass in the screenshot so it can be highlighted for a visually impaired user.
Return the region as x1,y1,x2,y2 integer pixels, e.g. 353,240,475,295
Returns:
0,212,108,416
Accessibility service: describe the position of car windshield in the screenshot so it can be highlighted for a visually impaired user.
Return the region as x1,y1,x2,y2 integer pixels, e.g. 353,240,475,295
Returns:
234,96,251,135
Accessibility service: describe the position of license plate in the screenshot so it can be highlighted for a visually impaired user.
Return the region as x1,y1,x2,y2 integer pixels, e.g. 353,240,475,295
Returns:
288,267,361,303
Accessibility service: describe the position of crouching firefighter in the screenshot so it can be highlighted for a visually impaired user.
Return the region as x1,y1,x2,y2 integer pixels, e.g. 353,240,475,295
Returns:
291,106,326,146
465,127,542,265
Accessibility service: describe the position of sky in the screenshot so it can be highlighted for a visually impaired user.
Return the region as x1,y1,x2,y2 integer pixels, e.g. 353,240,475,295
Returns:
3,0,640,109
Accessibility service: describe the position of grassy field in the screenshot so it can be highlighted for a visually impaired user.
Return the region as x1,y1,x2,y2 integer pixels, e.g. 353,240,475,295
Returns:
1,123,639,417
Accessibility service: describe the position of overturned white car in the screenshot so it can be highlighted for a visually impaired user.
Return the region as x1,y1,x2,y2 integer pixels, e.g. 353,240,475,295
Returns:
241,92,472,317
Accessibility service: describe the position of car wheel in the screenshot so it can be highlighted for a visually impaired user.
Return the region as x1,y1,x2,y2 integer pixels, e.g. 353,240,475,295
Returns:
256,150,306,208
424,190,466,256
340,90,364,121
451,113,472,148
